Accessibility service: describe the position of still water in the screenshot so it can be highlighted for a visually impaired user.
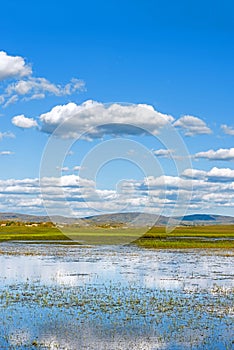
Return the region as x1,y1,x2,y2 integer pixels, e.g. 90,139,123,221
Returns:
0,243,233,349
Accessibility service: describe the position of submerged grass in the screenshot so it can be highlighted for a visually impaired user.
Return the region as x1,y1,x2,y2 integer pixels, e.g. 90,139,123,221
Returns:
0,242,233,348
0,281,233,349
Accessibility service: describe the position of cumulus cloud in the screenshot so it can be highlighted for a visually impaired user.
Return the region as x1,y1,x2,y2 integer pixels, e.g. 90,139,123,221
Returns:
195,148,234,161
0,51,32,80
182,167,234,182
174,115,212,136
0,168,233,216
12,114,38,129
38,100,175,139
221,124,234,136
0,51,85,106
182,168,206,179
206,167,234,182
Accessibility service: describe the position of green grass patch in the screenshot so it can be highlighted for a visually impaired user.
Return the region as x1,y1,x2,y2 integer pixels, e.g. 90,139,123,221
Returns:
134,225,234,249
0,225,69,242
0,224,143,245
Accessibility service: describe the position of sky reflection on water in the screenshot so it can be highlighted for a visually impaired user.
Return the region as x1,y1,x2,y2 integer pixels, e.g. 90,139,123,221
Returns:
0,244,233,290
0,244,233,350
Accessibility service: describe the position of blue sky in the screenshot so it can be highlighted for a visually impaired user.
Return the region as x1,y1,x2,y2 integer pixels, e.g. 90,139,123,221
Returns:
0,0,234,217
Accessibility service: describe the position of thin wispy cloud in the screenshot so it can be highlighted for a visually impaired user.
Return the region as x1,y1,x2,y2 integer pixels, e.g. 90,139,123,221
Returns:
56,166,69,172
0,150,14,155
221,124,234,136
0,131,15,140
153,149,175,158
73,166,82,171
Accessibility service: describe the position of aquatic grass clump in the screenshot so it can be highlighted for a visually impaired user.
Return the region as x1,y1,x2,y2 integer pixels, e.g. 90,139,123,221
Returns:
0,282,233,349
0,243,233,349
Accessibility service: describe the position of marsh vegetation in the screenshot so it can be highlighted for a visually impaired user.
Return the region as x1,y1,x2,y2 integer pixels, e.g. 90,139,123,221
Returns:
0,222,233,349
0,243,233,349
0,222,233,248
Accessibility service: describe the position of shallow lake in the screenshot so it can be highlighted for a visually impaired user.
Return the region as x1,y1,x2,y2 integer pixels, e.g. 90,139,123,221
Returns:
0,243,233,349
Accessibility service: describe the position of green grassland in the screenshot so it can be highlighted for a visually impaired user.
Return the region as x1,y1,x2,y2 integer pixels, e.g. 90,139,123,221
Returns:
0,224,68,242
135,225,234,249
0,223,144,245
0,222,233,248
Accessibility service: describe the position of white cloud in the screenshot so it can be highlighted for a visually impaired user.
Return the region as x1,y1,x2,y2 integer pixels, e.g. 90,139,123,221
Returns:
6,77,85,98
2,77,85,107
3,95,19,107
0,51,32,81
183,167,234,182
0,131,15,140
27,93,46,101
39,100,175,139
221,124,234,136
56,166,69,172
0,170,233,216
144,175,195,190
0,151,14,155
206,167,234,182
182,168,206,179
0,51,85,106
153,149,174,158
174,115,212,136
12,114,38,129
73,166,82,171
195,148,234,161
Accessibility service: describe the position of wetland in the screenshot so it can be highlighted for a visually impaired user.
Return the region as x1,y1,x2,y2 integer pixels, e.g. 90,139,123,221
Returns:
0,242,233,349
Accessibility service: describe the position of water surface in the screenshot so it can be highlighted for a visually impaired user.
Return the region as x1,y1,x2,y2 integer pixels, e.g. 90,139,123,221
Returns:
0,243,233,349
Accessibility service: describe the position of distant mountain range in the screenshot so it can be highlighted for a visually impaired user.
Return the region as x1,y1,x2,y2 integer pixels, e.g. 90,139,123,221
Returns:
84,213,234,226
0,212,234,226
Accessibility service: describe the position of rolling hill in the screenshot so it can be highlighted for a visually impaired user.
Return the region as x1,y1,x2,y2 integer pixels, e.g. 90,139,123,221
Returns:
0,212,233,226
